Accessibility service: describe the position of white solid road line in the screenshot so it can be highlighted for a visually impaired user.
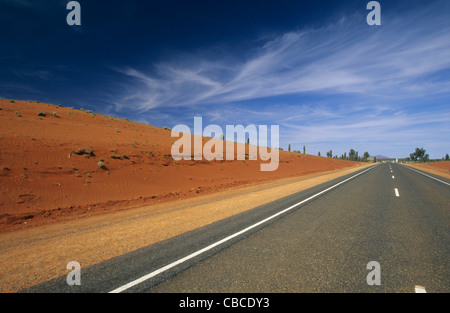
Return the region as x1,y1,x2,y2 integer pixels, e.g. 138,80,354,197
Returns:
395,188,400,197
109,164,379,293
403,165,450,186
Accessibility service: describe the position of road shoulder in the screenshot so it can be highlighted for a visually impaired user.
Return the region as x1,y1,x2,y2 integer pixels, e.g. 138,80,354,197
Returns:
404,163,450,180
1,164,371,293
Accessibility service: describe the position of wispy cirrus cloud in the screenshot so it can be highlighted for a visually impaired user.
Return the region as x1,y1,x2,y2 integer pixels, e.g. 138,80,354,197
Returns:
113,2,450,113
109,1,450,158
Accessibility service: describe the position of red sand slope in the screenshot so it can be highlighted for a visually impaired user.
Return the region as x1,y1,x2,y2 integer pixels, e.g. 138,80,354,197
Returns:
0,99,361,231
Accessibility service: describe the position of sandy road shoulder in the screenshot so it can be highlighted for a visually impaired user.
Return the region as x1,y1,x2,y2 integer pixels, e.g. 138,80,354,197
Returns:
0,164,370,293
403,163,450,180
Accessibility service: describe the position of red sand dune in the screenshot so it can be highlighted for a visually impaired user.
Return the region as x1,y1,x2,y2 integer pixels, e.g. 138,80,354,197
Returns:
0,99,362,232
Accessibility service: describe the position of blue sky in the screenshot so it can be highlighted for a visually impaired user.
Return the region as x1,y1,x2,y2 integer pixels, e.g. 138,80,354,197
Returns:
1,0,449,159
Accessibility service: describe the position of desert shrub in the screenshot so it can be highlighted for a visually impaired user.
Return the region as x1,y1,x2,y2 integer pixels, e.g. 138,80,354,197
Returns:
74,149,95,156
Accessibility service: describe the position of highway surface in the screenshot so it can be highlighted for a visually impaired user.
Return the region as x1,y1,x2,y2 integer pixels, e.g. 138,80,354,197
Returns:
23,163,449,293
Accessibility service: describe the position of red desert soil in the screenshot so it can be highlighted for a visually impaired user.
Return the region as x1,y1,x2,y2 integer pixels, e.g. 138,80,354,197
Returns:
0,99,363,233
406,161,450,179
0,99,370,292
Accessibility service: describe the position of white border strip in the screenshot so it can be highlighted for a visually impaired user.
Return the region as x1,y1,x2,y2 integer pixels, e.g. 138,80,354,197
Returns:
415,285,427,293
109,164,378,293
403,165,450,186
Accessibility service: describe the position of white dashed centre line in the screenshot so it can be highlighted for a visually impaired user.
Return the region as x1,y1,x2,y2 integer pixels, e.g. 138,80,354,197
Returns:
395,188,400,197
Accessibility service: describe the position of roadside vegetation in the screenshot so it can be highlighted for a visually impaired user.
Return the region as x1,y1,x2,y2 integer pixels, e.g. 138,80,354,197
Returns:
404,147,450,163
286,144,373,162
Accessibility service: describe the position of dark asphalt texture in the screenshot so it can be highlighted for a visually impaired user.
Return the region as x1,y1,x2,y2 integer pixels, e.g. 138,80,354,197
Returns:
22,163,449,293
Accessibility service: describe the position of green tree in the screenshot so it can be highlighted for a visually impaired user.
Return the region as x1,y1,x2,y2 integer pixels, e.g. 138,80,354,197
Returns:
288,144,291,152
349,149,356,161
303,145,306,154
410,147,429,162
363,152,370,162
318,151,321,157
347,149,360,161
445,153,449,161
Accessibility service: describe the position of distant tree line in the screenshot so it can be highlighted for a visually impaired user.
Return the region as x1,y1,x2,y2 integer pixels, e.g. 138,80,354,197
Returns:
285,144,373,162
287,145,449,163
406,147,450,162
316,148,372,162
287,144,306,154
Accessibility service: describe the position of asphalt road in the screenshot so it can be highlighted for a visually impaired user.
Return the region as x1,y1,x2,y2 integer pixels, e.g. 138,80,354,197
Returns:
23,163,449,293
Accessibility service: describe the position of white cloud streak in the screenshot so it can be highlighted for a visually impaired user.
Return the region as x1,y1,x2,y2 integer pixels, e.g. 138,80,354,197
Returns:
111,2,450,158
113,3,450,112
